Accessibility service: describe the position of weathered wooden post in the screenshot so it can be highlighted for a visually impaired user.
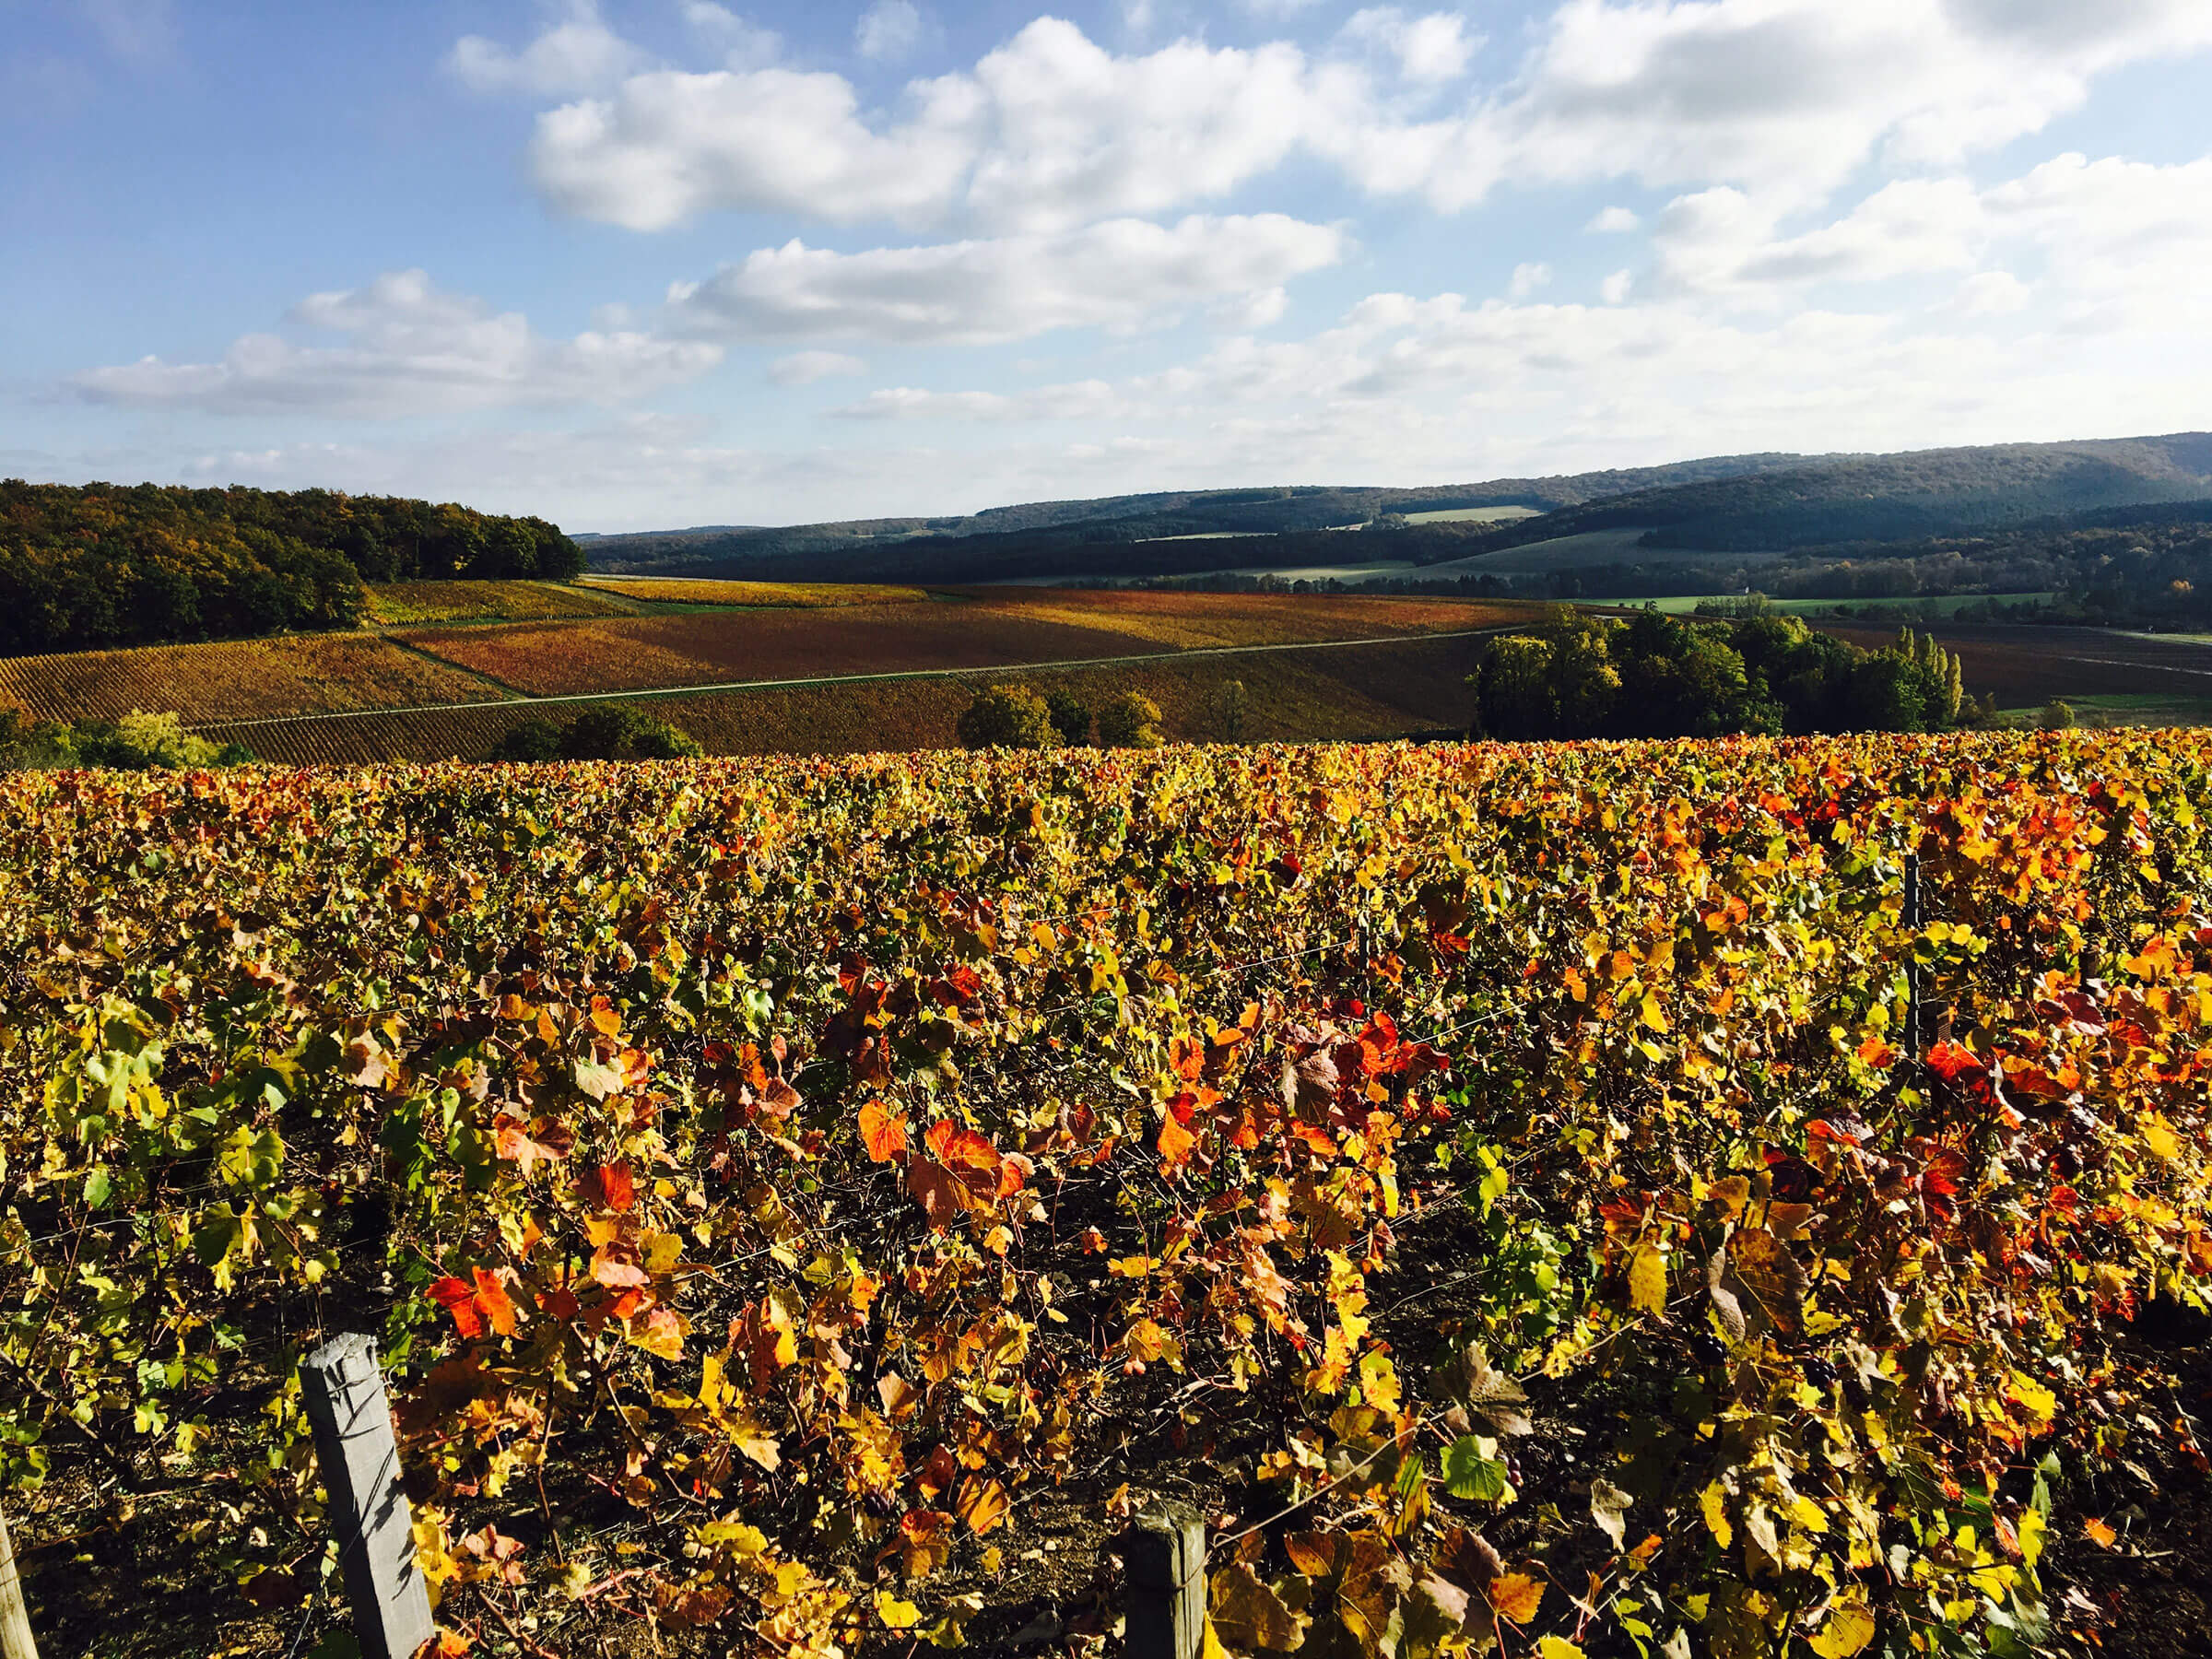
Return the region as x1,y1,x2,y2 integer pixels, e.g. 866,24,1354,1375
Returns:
299,1333,435,1659
1124,1504,1205,1659
0,1499,38,1659
1903,850,1924,1056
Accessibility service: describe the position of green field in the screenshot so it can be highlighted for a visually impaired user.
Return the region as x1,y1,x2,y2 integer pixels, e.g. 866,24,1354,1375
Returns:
1578,592,2056,618
1400,505,1545,524
1414,527,1778,576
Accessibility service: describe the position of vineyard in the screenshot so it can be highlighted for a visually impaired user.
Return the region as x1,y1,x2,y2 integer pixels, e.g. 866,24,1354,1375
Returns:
575,578,934,607
394,594,1525,699
362,583,636,628
197,640,1486,765
1,733,2208,1658
0,632,508,725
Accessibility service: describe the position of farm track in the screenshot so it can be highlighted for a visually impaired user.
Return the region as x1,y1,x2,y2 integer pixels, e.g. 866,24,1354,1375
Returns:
186,627,1512,731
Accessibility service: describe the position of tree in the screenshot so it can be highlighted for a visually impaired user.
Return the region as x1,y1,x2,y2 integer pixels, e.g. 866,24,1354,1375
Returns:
957,685,1058,749
1218,678,1250,742
1043,688,1091,746
493,719,564,762
557,705,703,760
2038,699,2078,731
1097,691,1165,749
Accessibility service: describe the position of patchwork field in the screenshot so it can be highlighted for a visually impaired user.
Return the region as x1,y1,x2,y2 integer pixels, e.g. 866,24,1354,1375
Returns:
576,576,932,606
197,632,1488,763
360,581,635,626
0,631,507,724
398,591,1523,698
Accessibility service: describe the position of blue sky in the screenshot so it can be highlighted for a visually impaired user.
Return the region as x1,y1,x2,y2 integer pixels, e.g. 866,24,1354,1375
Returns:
5,0,2211,532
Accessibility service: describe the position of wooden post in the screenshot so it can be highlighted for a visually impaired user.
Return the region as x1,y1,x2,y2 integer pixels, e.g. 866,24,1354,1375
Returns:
0,1499,37,1659
1124,1505,1205,1659
1903,850,1924,1056
299,1334,435,1659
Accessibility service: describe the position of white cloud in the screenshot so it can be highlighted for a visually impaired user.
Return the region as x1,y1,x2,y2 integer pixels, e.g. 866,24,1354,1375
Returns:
1955,272,2030,316
72,270,722,417
1336,10,1480,84
769,350,865,386
855,0,925,64
680,3,782,69
1639,152,2212,326
1586,206,1640,233
448,0,650,97
524,3,2212,233
1600,269,1633,304
1508,262,1551,299
830,380,1124,421
664,215,1347,346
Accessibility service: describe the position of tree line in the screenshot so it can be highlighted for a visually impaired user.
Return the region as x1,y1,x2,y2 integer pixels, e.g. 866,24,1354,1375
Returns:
1469,607,1971,740
0,480,582,655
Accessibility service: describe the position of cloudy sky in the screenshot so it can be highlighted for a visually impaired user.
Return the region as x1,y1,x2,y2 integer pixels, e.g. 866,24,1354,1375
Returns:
5,0,2211,531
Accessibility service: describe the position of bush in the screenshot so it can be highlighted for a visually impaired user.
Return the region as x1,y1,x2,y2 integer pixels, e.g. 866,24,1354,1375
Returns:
1043,688,1091,746
557,706,703,760
73,710,221,771
493,719,564,762
956,685,1059,749
1097,691,1165,748
2039,699,2079,731
489,707,702,763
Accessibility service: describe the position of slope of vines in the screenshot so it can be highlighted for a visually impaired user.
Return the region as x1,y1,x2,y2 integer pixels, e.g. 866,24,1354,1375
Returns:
0,733,2207,1659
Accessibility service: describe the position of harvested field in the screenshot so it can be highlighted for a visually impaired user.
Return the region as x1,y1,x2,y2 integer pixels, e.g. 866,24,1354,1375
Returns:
201,633,1487,763
400,591,1524,696
0,632,511,725
1817,622,2212,706
576,576,931,606
361,580,633,626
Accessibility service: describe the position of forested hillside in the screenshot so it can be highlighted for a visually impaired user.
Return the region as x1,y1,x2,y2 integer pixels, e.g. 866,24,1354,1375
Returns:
1418,435,2212,563
0,480,582,655
582,453,1817,575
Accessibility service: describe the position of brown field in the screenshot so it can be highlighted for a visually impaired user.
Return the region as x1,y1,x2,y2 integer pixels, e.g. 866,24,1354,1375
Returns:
1818,622,2212,706
400,591,1526,697
0,632,512,725
362,581,633,626
576,576,932,606
199,633,1488,765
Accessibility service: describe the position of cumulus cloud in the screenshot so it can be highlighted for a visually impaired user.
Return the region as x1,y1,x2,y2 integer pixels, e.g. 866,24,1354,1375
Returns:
524,2,2212,233
681,3,782,69
1508,262,1551,299
664,215,1347,346
1336,9,1480,84
1640,152,2212,325
1586,206,1640,233
769,351,867,386
855,0,926,63
72,270,723,417
448,0,651,96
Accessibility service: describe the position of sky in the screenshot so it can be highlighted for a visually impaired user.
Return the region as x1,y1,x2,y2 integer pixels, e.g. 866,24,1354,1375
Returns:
4,0,2211,533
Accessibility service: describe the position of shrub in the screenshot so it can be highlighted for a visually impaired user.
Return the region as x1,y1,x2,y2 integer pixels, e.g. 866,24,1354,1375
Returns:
557,706,704,761
1097,691,1165,748
493,719,565,762
956,684,1058,749
1043,688,1091,746
2040,699,2079,730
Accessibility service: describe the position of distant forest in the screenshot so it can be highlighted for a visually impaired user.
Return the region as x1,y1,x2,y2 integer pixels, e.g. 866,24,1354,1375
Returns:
0,481,581,655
